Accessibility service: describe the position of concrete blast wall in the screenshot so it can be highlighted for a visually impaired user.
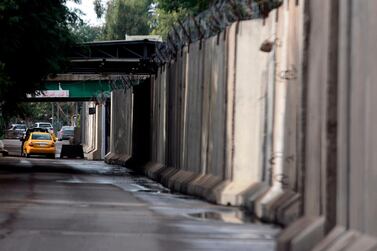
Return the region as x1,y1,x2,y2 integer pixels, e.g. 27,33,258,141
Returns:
145,16,277,207
145,1,307,228
105,89,133,164
104,1,377,249
278,1,377,250
81,101,106,160
103,0,308,243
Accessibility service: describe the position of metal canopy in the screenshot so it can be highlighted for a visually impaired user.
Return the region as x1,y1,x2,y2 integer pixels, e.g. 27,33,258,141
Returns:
66,40,161,75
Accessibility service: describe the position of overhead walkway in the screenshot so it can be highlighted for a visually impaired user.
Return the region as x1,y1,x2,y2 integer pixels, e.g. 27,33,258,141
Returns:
27,39,161,102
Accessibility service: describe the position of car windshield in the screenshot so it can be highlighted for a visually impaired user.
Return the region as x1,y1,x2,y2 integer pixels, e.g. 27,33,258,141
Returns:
38,123,51,128
15,125,26,130
31,134,51,140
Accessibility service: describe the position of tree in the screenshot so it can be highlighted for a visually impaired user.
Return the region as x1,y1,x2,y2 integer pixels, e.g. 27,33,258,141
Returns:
0,0,80,120
151,0,214,38
155,0,211,14
94,0,106,19
103,0,153,40
71,22,103,43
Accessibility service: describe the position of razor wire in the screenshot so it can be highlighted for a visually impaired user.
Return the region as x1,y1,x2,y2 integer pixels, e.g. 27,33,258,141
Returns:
153,0,282,65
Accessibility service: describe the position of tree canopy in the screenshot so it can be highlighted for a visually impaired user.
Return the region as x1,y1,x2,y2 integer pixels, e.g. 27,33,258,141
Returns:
70,22,103,43
0,0,79,118
103,0,153,40
155,0,212,14
150,0,214,38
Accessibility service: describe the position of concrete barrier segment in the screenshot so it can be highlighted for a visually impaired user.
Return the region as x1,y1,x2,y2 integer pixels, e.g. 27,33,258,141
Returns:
277,216,325,251
166,169,200,192
245,183,270,211
211,181,272,208
343,236,377,251
311,226,347,251
314,230,375,251
255,188,284,219
275,193,301,226
255,188,298,221
141,162,165,180
0,140,8,157
185,174,223,201
159,167,180,188
311,228,377,251
104,153,131,166
211,181,270,207
82,103,106,160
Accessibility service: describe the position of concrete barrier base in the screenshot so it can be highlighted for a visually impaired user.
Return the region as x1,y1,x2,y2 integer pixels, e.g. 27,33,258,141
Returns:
84,147,102,160
139,162,271,209
311,226,346,251
212,181,269,206
255,188,298,222
246,182,270,210
104,153,131,166
166,170,200,193
277,216,325,251
276,193,302,226
159,167,180,187
60,145,84,159
0,140,8,157
186,174,223,201
312,227,377,251
142,162,165,180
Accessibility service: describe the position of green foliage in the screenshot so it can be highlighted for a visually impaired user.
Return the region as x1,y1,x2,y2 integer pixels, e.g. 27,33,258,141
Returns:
94,0,106,19
103,0,153,40
71,22,103,42
151,0,214,39
149,8,187,39
0,0,79,119
155,0,212,14
22,103,51,122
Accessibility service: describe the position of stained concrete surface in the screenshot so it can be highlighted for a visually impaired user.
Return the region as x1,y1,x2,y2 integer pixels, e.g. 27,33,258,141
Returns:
0,141,279,251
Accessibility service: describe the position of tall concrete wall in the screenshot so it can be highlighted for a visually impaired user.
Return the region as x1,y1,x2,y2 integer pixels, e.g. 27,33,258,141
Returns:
102,1,377,249
144,15,279,207
105,89,133,164
101,0,308,239
105,80,151,167
81,101,106,160
255,0,306,226
279,1,377,250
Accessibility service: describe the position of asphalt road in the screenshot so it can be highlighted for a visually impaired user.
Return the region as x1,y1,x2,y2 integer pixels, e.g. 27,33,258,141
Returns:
0,140,279,251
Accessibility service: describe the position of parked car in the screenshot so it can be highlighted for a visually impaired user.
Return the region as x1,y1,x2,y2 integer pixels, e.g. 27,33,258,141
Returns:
22,132,56,159
5,124,27,139
57,126,74,141
33,122,56,137
34,122,53,132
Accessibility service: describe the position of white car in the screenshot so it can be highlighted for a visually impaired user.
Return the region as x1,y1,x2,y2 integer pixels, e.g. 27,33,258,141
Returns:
34,122,54,134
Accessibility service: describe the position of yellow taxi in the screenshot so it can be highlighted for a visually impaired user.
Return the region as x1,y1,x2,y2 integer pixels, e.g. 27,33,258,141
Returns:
23,132,56,159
